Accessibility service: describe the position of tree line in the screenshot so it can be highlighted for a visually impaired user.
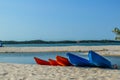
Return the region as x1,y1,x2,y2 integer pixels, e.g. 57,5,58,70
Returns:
1,40,120,44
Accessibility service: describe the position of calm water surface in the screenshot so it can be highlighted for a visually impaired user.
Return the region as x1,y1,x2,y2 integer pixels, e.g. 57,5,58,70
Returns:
0,52,120,66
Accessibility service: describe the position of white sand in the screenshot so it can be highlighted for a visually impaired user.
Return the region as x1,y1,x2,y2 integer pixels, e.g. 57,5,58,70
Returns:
0,46,120,56
0,63,119,80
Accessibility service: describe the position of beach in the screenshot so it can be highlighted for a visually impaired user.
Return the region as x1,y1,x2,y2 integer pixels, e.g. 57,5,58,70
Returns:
0,63,120,80
1,0,119,79
0,46,120,80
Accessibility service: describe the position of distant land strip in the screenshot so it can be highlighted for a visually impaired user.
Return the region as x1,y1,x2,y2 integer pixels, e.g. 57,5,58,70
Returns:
1,40,120,44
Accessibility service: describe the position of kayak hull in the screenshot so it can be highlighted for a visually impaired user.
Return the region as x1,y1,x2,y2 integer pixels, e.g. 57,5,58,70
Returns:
34,57,50,65
66,53,91,66
48,59,59,66
88,50,112,68
56,56,72,66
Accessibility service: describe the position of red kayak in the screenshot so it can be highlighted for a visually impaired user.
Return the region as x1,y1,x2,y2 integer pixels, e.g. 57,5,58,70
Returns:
56,56,72,66
34,57,50,65
48,59,60,66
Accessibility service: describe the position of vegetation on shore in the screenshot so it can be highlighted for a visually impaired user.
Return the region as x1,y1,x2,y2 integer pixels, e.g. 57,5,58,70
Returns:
1,40,120,44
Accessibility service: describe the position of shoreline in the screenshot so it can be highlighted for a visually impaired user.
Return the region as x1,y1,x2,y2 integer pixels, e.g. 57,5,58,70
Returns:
0,46,120,56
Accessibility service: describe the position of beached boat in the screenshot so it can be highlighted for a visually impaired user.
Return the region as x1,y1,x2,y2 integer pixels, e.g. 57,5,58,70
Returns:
66,53,91,66
48,59,59,66
88,50,112,68
56,55,72,66
34,57,50,65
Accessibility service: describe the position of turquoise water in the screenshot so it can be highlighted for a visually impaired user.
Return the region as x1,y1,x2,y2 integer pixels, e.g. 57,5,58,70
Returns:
0,52,120,66
3,43,120,47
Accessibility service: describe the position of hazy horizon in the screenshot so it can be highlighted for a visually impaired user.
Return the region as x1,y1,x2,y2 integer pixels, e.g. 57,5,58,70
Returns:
0,0,120,41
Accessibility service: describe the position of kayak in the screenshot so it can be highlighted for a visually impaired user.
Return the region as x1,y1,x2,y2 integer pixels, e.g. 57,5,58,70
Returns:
56,55,72,66
34,57,50,65
66,53,91,66
88,50,112,68
48,59,59,66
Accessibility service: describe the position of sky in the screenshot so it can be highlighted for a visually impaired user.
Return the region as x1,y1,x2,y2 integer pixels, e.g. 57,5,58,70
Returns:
0,0,120,41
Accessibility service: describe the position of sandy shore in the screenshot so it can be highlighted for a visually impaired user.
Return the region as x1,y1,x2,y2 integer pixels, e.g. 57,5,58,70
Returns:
0,46,120,56
0,63,119,80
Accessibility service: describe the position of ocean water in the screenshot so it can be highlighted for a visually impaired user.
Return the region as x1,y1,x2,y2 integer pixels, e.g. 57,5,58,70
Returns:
3,43,120,47
0,52,120,66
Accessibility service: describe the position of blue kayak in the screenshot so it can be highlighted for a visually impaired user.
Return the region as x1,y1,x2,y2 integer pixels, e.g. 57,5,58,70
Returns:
88,50,112,68
66,53,91,66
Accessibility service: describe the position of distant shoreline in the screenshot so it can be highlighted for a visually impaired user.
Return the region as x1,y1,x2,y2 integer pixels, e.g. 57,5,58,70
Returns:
2,40,120,44
0,46,120,56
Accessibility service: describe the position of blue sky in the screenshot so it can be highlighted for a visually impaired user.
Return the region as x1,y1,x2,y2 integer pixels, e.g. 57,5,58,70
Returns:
0,0,120,41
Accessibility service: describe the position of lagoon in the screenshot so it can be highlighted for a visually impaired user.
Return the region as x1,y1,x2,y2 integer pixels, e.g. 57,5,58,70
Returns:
0,52,120,67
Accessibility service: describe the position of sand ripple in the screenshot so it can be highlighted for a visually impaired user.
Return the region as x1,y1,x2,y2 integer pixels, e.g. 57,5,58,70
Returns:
0,63,119,80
